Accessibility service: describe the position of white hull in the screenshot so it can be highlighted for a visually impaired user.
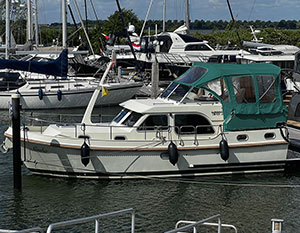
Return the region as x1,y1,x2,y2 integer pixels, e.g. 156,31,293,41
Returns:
5,127,288,179
0,82,142,109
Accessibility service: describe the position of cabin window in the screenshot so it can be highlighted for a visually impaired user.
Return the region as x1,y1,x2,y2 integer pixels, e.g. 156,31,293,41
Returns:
160,37,173,52
30,86,45,89
138,115,168,131
113,109,129,123
185,44,211,51
257,76,276,103
174,114,214,134
204,78,229,102
51,85,64,89
178,34,203,43
232,76,256,103
123,111,142,127
176,66,207,84
74,84,84,87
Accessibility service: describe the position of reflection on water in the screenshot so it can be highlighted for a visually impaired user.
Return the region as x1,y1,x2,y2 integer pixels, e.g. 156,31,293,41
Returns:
0,108,300,232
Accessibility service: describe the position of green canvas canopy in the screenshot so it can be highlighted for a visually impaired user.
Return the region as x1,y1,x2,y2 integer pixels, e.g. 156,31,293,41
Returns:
174,62,287,131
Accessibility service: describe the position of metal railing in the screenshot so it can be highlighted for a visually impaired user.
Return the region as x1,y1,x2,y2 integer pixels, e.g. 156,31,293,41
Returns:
45,208,135,233
159,53,209,66
174,220,238,233
23,114,223,143
165,214,237,233
8,208,135,233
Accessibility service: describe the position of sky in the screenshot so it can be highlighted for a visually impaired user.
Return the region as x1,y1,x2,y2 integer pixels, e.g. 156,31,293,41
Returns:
36,0,300,24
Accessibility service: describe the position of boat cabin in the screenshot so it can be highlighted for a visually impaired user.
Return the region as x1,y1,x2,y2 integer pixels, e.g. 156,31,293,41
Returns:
113,62,287,135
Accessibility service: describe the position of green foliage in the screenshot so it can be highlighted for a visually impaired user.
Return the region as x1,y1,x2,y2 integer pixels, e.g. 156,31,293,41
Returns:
101,9,142,35
191,28,300,48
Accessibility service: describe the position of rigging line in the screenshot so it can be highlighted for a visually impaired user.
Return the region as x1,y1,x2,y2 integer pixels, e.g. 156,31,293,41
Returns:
88,0,105,52
116,174,300,189
247,0,256,21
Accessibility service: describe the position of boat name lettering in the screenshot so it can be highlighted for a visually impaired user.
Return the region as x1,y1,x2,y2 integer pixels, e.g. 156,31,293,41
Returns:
211,111,222,116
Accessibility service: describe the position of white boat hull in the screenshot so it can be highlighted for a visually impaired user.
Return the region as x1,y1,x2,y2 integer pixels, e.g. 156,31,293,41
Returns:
5,128,288,179
0,83,142,109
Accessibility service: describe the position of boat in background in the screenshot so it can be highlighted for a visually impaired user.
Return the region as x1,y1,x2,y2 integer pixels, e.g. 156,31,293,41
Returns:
0,49,143,109
3,62,290,178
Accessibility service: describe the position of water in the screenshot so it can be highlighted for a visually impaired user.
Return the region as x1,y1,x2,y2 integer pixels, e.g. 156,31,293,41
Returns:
1,108,300,232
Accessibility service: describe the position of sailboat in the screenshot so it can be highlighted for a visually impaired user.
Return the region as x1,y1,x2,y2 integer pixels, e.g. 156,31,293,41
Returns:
0,49,143,109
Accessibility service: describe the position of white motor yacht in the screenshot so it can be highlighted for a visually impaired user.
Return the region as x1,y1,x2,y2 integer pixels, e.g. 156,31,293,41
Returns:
3,62,289,178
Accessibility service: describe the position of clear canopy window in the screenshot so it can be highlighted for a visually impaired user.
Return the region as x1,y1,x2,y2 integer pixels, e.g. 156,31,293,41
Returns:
257,75,276,103
176,66,207,84
232,76,256,103
204,78,229,102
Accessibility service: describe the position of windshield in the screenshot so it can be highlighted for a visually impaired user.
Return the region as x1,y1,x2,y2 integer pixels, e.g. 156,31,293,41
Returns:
123,111,143,127
160,82,191,101
113,109,129,123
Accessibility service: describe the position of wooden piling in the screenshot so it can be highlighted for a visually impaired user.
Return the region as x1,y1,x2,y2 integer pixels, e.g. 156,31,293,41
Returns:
12,94,22,191
151,59,159,98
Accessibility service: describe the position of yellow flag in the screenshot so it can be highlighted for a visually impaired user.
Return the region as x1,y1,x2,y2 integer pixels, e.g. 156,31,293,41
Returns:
102,86,109,96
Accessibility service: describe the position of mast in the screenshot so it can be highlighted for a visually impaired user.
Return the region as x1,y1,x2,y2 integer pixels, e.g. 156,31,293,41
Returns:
34,0,39,46
5,0,11,59
185,0,190,33
62,0,67,48
27,0,33,41
162,0,166,32
226,0,243,48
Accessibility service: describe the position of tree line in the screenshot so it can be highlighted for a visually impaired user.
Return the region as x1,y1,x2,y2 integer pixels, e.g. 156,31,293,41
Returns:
1,8,300,51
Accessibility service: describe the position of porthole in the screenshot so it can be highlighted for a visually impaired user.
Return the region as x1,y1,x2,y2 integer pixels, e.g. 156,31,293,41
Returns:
237,134,248,141
114,136,126,140
264,132,275,140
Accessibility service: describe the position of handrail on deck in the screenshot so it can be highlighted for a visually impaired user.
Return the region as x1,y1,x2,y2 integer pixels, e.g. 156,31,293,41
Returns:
23,113,223,143
165,214,235,233
46,208,135,233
